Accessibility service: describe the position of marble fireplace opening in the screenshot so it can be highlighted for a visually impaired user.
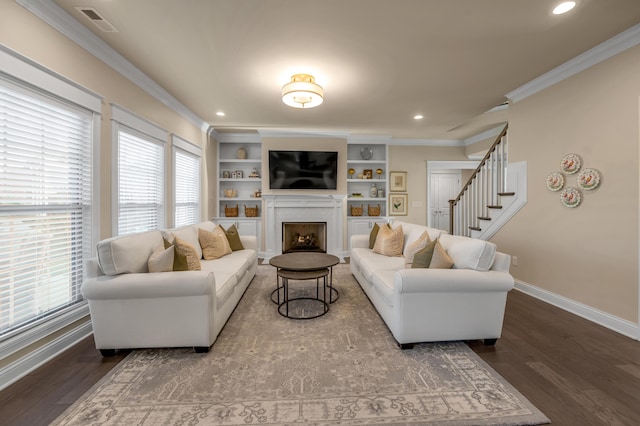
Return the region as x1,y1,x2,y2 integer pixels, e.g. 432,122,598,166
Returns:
282,222,327,253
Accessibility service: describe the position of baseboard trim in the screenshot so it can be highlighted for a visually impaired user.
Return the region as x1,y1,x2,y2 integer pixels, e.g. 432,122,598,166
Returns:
514,280,639,340
0,320,93,392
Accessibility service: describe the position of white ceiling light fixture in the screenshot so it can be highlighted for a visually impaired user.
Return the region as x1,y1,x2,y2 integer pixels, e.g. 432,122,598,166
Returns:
216,111,226,116
414,114,424,120
282,74,324,108
552,1,577,15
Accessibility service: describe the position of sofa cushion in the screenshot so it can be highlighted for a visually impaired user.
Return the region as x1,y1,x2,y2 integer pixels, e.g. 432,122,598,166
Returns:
224,224,244,251
373,224,403,257
438,234,496,271
392,221,444,254
369,223,380,249
404,230,431,267
411,240,437,269
174,237,201,271
199,228,232,260
429,241,454,269
370,269,396,307
164,238,188,271
97,230,163,275
168,225,202,260
148,245,174,273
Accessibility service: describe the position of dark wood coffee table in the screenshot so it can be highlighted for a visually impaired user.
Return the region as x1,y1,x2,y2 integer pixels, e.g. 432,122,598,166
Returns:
269,252,340,319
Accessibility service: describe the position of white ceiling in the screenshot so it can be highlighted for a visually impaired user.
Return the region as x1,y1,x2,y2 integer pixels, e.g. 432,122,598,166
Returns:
52,0,640,140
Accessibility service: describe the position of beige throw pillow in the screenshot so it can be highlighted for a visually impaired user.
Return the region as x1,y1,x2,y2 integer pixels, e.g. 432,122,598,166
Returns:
148,244,174,273
372,224,404,257
174,237,201,271
403,230,431,267
199,228,232,260
429,241,455,269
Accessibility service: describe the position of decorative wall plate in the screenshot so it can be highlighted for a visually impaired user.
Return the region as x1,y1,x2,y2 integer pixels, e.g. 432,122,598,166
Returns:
546,172,564,191
560,187,581,208
577,168,600,190
560,153,581,174
360,147,373,160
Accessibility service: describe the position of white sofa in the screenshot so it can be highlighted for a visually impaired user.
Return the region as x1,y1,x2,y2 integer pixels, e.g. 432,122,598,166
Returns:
82,221,257,355
350,221,514,348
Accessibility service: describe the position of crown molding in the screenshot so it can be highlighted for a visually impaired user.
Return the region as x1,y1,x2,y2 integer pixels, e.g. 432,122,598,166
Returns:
463,124,506,146
507,23,640,103
16,0,209,132
390,138,464,147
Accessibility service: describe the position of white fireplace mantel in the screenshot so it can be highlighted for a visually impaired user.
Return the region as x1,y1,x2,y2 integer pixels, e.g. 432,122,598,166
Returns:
262,194,346,260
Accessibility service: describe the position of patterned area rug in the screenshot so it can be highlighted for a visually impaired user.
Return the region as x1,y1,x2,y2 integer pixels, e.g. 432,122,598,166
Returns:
53,264,549,425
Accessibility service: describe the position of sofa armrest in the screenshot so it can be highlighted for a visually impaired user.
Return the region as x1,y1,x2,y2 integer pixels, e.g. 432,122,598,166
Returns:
82,270,216,300
394,269,514,294
351,234,369,249
240,235,258,250
85,258,103,279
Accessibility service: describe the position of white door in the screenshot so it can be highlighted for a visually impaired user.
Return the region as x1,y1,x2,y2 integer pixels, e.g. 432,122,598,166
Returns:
430,172,461,233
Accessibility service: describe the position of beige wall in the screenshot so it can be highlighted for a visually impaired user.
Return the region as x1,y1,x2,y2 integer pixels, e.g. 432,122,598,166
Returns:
491,45,640,323
1,1,207,239
388,145,470,225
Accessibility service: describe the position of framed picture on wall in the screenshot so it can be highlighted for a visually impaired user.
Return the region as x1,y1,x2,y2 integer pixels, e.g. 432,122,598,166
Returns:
389,193,408,216
389,171,407,192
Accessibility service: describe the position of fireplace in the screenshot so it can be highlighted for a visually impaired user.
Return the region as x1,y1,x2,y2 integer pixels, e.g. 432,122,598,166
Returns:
282,222,327,253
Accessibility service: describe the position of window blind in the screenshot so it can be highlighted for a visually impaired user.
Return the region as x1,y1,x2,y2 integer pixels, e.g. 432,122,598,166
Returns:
0,81,93,338
174,147,200,227
116,129,164,235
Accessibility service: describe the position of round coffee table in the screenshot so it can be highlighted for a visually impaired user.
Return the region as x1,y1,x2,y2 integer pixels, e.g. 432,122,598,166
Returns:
269,252,340,319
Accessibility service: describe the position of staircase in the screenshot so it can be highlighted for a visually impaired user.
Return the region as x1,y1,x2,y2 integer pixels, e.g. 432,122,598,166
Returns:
449,125,527,240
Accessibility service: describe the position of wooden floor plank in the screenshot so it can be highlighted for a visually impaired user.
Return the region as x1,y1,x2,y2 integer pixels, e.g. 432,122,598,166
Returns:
0,290,639,426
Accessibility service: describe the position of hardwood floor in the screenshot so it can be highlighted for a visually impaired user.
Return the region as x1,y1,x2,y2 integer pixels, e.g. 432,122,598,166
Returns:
1,290,639,426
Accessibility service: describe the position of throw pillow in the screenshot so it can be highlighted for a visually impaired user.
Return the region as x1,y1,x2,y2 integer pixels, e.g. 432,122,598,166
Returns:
224,224,244,251
372,224,404,257
148,244,174,273
369,223,380,249
429,240,455,269
411,239,437,268
199,228,232,260
164,237,188,271
174,237,201,270
403,230,431,267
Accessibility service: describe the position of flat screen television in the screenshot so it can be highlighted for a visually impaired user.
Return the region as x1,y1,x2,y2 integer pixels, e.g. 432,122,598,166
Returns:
268,150,338,190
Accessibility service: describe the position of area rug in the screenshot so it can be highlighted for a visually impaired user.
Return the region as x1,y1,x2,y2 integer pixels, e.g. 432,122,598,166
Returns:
53,264,549,425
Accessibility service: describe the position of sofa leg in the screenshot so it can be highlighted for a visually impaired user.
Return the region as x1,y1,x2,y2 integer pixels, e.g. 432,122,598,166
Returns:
99,349,117,357
483,338,497,346
194,346,210,353
399,343,414,350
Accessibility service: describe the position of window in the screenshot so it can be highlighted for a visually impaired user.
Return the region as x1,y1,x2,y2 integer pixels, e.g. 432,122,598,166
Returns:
0,79,94,339
112,105,167,236
173,136,201,227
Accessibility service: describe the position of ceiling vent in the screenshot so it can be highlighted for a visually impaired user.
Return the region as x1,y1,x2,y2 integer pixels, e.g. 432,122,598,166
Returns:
74,7,118,32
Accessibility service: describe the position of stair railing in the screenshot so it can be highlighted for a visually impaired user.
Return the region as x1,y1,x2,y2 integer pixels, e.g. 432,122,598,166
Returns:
449,125,509,237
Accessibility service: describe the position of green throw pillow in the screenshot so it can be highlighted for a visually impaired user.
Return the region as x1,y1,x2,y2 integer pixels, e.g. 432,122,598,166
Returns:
163,237,188,271
369,223,380,249
224,224,244,251
411,240,437,268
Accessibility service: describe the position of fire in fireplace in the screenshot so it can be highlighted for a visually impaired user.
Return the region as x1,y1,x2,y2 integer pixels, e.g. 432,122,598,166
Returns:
282,222,327,253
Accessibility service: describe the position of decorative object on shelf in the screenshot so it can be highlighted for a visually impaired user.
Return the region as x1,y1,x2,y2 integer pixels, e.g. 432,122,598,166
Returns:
377,187,385,198
370,183,378,197
368,204,381,216
560,153,581,174
376,168,383,179
546,172,564,191
253,188,262,198
357,173,364,179
223,189,237,198
348,168,355,179
350,204,364,216
244,205,259,217
222,170,231,179
560,187,581,208
360,146,373,160
236,146,247,159
225,204,239,217
577,168,600,190
233,170,243,178
389,193,408,215
389,171,407,192
282,74,324,109
363,169,373,179
248,167,260,178
351,192,362,198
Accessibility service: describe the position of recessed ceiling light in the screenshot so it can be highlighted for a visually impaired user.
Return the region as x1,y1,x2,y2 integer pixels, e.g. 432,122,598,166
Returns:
414,115,424,120
216,111,226,117
552,1,576,15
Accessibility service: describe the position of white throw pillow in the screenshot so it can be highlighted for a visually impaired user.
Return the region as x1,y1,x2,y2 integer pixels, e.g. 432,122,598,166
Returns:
148,245,175,273
403,230,431,268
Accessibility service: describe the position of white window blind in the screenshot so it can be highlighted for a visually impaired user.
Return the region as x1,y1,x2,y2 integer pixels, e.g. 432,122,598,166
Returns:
0,80,93,338
173,137,201,227
116,129,165,235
